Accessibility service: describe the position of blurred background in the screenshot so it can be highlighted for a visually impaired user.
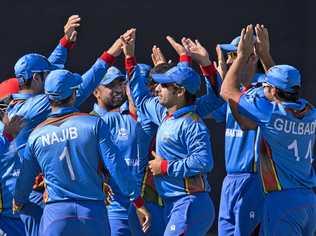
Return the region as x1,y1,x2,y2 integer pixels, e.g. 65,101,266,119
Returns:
1,0,315,235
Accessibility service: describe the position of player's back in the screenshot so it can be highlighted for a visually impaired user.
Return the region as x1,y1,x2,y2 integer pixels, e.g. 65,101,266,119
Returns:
259,98,316,191
28,113,106,202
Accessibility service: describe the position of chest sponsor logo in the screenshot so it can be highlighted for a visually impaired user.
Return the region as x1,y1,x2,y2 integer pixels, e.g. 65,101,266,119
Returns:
225,128,243,137
118,128,129,141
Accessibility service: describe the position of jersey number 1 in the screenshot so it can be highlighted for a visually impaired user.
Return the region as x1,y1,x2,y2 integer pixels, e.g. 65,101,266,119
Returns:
59,146,76,180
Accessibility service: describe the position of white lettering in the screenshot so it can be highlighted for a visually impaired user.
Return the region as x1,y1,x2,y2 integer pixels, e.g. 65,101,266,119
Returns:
40,127,79,146
273,119,316,136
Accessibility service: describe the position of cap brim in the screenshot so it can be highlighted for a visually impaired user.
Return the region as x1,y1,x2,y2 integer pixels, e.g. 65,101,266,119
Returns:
219,44,237,53
100,76,126,86
151,73,175,84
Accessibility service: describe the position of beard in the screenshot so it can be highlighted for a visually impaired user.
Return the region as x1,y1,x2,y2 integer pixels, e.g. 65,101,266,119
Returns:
104,93,127,110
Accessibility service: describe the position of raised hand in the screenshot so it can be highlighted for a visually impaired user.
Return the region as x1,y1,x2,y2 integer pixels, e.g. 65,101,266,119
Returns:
166,36,189,56
107,28,135,57
120,28,136,58
237,24,254,59
254,24,270,58
151,45,168,66
64,15,81,42
182,38,211,66
214,45,228,80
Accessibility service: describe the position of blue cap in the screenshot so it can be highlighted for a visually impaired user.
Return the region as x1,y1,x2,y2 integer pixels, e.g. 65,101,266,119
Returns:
152,66,201,94
14,53,59,80
253,73,266,83
44,69,82,101
138,64,152,78
100,66,125,86
219,36,240,53
264,65,301,93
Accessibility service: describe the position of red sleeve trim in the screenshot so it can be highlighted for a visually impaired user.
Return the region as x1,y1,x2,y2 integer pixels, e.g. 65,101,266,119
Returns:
133,196,145,208
3,130,14,142
59,36,75,49
125,57,137,76
179,55,192,64
100,52,115,66
160,160,168,175
200,64,217,77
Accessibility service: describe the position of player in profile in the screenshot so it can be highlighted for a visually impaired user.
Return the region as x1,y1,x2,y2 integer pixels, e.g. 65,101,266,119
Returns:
221,24,316,236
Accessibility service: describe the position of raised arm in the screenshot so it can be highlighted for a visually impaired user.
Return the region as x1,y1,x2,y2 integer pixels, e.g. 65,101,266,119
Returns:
122,29,165,125
220,25,258,130
254,24,275,72
75,29,135,106
182,38,225,118
48,15,80,67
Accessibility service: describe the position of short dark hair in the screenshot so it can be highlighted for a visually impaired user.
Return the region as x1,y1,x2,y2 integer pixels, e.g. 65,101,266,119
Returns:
276,86,300,102
184,91,196,104
49,93,74,107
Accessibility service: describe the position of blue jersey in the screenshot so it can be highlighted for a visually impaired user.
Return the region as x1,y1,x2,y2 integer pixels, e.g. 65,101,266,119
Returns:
0,122,21,218
0,42,70,218
93,102,148,218
14,107,139,203
211,86,263,173
238,94,316,191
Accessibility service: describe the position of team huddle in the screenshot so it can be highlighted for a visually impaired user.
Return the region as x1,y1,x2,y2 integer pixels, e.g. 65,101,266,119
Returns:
0,15,315,236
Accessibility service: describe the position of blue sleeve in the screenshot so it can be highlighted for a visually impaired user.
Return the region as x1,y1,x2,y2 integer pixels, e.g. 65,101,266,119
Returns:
47,43,68,69
97,119,140,201
129,65,166,126
210,103,227,123
0,134,10,152
14,141,41,204
238,93,273,125
167,120,213,177
196,75,225,119
75,59,110,106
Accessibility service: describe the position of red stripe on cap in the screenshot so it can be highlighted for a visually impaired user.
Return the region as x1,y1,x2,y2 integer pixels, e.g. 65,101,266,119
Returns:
0,78,19,100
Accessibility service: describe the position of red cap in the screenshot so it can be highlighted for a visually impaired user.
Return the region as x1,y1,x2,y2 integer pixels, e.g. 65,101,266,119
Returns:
0,78,19,100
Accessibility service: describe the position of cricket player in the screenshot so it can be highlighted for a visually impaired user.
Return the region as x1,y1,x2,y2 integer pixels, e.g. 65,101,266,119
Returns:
122,31,224,235
92,66,151,236
221,24,316,236
13,69,150,236
212,26,274,236
0,78,25,236
8,19,133,236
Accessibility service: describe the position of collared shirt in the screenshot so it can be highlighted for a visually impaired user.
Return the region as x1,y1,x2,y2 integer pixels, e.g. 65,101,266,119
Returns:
93,102,148,219
14,106,139,204
238,92,316,192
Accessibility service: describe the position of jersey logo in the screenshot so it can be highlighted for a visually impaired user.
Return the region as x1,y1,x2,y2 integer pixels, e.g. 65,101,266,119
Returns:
118,128,129,140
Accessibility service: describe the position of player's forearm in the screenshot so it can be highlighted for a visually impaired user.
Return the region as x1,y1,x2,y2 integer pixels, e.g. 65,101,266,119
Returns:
220,55,246,102
75,52,115,106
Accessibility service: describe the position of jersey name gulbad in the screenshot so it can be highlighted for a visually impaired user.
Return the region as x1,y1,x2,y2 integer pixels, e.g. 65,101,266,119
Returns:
40,127,78,146
273,118,316,135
